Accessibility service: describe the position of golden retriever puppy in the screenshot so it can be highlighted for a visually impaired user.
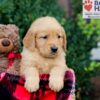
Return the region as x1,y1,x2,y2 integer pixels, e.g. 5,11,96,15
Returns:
20,16,68,92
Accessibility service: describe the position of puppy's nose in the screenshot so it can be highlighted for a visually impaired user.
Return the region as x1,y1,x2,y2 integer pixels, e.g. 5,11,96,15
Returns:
2,39,10,47
51,46,58,53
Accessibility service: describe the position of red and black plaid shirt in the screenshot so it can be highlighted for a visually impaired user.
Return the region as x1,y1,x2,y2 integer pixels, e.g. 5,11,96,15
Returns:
0,69,75,100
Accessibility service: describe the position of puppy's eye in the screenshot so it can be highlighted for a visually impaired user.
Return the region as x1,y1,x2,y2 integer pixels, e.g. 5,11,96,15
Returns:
58,35,62,39
41,36,48,39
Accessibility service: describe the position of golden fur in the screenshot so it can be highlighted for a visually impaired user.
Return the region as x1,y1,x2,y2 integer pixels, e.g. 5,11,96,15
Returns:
20,16,68,92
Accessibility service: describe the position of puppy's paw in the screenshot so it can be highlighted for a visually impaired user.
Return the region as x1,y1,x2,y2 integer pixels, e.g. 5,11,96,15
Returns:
7,68,19,75
49,76,64,92
25,77,39,92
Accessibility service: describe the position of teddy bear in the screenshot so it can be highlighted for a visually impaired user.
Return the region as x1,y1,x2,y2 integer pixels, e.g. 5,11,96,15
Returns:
0,24,21,75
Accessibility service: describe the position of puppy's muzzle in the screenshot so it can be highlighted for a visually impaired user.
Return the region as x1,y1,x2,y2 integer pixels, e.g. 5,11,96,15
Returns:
51,46,58,53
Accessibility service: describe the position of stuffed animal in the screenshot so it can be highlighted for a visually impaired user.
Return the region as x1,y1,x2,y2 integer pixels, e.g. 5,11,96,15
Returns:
0,24,21,75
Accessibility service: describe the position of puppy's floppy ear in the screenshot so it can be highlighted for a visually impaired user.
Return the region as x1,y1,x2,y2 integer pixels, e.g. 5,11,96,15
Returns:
23,30,35,52
63,31,67,52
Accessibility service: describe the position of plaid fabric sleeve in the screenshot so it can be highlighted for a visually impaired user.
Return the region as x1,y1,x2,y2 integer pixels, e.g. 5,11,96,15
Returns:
0,69,75,100
56,69,76,100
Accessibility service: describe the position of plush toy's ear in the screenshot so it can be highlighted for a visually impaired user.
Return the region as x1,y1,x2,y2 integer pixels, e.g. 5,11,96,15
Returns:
7,24,19,34
23,30,36,52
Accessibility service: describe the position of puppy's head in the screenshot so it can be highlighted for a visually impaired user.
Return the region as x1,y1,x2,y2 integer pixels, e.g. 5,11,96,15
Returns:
23,17,67,58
